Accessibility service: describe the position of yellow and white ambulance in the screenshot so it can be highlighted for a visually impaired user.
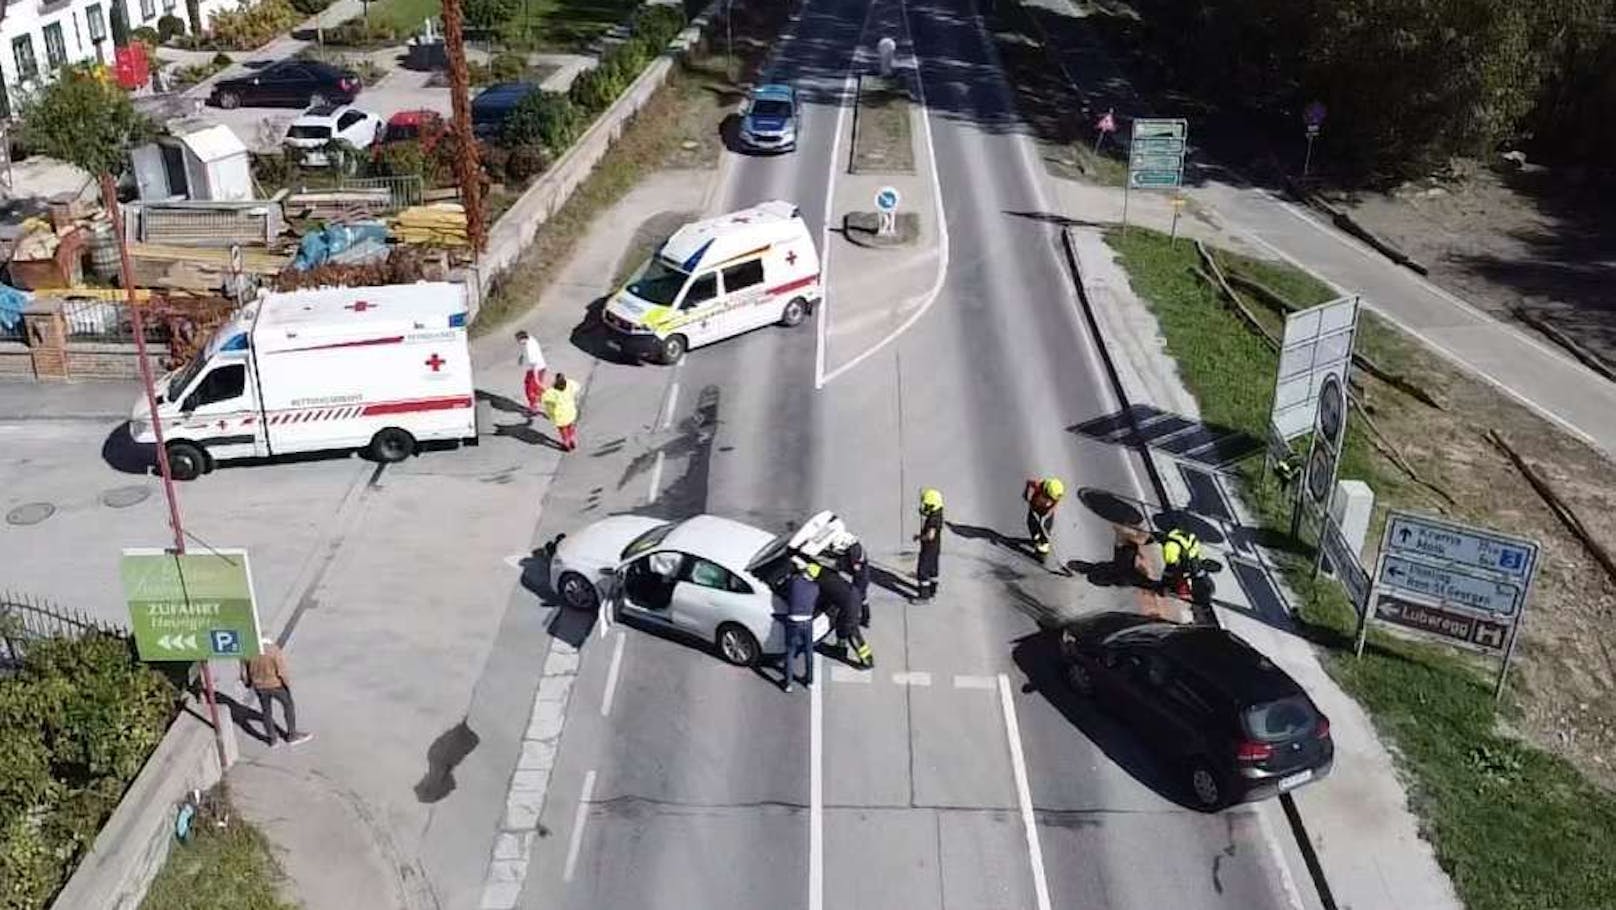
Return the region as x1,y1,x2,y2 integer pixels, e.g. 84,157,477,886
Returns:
602,200,822,364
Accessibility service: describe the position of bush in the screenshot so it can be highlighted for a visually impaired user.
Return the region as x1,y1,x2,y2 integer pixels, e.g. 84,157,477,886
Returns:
325,16,397,47
131,25,160,47
0,634,178,908
567,65,621,114
156,13,187,40
211,51,233,67
490,51,526,83
372,139,426,179
502,90,581,150
475,141,509,183
505,143,549,184
251,150,297,189
631,3,685,49
207,0,301,50
287,0,332,13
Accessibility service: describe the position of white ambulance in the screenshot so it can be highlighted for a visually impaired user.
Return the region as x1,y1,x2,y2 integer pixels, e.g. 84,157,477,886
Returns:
129,282,476,480
602,200,822,364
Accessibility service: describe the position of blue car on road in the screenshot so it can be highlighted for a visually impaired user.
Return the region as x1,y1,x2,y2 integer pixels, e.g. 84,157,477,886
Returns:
739,83,799,152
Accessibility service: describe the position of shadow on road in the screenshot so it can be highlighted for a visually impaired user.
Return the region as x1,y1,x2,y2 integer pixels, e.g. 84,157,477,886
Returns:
1010,628,1202,811
414,718,482,804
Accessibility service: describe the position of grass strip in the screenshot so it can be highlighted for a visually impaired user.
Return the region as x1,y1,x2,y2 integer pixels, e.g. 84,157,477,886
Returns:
850,75,915,174
1106,226,1616,910
141,805,293,910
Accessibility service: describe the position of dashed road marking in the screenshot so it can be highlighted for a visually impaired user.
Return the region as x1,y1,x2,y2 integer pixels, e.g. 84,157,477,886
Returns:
998,673,1053,910
891,671,932,686
830,664,872,683
953,674,997,690
600,631,626,717
562,769,597,884
647,450,666,503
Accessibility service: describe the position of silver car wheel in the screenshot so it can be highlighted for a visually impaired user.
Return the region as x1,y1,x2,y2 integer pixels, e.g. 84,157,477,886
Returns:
717,624,759,666
1191,766,1222,808
559,572,598,610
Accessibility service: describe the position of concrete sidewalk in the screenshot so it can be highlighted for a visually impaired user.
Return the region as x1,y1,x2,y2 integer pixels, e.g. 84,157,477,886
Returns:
0,379,139,421
1067,225,1465,910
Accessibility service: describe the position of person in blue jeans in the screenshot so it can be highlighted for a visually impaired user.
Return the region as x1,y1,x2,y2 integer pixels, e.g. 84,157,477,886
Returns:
782,560,819,692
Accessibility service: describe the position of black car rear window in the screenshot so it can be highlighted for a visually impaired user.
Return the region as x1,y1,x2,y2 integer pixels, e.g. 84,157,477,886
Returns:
1242,696,1317,742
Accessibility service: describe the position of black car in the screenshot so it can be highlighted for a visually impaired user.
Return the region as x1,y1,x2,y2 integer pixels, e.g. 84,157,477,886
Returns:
211,60,361,110
471,81,542,138
1058,612,1333,810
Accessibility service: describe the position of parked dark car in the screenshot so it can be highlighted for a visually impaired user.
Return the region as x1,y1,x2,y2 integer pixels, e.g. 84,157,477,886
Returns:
210,60,361,110
1058,612,1333,810
471,82,541,138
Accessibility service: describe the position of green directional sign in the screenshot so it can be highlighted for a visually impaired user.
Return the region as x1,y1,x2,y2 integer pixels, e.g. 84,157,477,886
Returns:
1128,118,1189,192
121,548,263,662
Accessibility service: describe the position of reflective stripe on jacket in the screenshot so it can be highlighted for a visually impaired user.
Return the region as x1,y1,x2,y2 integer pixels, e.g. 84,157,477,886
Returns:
1162,529,1201,566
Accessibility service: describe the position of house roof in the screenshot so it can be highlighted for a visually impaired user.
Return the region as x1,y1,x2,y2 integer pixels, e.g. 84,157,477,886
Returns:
176,124,247,164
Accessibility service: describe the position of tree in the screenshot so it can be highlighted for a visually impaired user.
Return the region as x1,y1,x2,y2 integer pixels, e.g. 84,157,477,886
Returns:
18,63,152,179
463,0,519,34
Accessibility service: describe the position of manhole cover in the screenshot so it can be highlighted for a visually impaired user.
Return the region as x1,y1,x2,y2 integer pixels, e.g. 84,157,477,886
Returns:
6,502,55,526
101,486,152,509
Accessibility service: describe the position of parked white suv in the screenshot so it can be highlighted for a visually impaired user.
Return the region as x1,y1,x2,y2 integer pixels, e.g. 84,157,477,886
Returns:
283,104,384,168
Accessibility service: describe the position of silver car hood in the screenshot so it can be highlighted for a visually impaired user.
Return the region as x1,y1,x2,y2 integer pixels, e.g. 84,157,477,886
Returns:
554,515,670,574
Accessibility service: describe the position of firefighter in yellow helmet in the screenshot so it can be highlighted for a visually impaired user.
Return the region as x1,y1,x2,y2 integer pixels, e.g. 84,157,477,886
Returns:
1023,476,1065,562
913,488,943,603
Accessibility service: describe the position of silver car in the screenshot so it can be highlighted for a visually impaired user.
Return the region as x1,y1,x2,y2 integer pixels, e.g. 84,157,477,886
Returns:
547,513,842,666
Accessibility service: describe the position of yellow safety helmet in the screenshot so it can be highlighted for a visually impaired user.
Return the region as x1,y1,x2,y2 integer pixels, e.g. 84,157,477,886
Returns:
1043,478,1065,500
919,488,944,512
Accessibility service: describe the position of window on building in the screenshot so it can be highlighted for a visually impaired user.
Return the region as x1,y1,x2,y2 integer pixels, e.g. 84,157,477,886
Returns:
12,36,38,81
162,0,176,11
43,23,68,70
87,3,108,40
139,0,156,20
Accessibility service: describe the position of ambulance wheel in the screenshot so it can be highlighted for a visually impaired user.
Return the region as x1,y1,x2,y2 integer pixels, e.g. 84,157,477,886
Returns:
165,442,207,482
369,427,416,463
657,334,688,365
716,623,760,667
779,297,807,327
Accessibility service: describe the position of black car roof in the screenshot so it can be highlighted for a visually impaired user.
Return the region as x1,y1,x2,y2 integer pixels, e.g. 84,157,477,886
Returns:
1156,626,1304,704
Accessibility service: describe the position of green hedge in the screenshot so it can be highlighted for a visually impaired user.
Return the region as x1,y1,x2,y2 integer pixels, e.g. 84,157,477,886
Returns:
0,634,178,910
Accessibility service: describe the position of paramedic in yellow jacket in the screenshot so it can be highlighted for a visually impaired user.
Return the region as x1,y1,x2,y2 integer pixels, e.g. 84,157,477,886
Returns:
540,373,581,452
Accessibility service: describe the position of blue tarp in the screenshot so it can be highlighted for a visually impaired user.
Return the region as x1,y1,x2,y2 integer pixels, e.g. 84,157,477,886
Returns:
0,283,28,333
291,222,389,271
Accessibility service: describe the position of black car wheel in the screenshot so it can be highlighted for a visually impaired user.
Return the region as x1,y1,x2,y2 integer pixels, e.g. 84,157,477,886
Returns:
217,90,241,109
165,441,207,481
779,297,806,327
658,333,687,365
558,572,599,611
1187,759,1230,811
368,427,416,463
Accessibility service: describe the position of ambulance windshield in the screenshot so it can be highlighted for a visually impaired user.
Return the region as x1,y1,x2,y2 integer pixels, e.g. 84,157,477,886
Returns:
626,257,689,306
167,352,209,402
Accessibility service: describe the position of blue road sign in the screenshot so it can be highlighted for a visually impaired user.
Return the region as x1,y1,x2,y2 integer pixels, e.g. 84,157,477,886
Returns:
875,187,900,212
211,629,242,655
1385,513,1537,579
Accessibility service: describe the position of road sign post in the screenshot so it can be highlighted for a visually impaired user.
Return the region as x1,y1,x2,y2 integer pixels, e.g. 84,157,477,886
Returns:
1169,195,1185,245
1302,102,1326,178
1094,107,1115,155
875,186,900,236
1355,510,1540,701
1124,118,1187,230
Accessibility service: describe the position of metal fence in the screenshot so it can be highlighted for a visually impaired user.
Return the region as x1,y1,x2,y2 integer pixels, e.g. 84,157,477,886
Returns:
339,174,425,213
0,590,129,670
61,298,170,345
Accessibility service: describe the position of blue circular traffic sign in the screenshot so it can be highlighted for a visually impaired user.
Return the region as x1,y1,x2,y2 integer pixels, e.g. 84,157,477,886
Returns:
875,187,900,212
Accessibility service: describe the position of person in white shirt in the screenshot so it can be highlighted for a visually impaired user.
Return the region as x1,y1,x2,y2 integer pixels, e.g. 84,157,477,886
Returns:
516,330,547,414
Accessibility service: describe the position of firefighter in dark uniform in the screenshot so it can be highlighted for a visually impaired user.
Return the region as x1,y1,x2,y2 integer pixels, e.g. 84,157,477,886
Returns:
913,488,943,603
813,558,872,668
834,531,872,627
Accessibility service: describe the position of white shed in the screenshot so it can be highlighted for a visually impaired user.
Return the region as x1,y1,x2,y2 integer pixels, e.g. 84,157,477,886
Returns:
132,123,253,203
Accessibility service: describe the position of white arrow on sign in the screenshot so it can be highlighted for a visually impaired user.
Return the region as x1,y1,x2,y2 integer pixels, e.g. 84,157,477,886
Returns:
1379,555,1522,616
157,633,198,651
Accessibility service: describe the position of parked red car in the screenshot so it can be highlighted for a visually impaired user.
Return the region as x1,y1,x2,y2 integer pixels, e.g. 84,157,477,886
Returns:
374,110,447,157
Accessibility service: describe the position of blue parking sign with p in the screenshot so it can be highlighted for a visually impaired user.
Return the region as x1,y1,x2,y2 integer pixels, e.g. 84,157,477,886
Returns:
211,629,241,655
1499,548,1524,571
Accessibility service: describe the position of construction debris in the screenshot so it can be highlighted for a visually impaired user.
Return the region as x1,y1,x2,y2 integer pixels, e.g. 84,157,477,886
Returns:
391,203,469,247
271,246,448,291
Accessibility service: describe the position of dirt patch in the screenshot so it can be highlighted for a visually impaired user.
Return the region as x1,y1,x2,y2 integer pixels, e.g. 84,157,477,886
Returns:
1340,163,1616,368
612,210,697,286
850,75,914,175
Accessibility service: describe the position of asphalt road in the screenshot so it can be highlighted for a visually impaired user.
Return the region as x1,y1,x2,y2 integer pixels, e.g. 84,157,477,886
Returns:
499,0,1310,909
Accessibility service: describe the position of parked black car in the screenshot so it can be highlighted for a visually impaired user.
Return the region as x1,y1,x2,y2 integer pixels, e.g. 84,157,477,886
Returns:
210,60,361,109
471,81,541,138
1058,612,1333,810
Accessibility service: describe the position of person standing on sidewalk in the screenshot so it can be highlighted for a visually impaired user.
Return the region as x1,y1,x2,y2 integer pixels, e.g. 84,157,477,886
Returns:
913,488,943,603
241,641,312,747
516,330,547,414
540,373,581,452
782,560,819,692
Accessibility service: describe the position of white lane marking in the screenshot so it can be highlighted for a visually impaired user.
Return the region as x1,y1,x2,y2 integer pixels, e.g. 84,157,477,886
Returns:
813,71,854,390
998,673,1053,910
660,380,680,430
647,450,666,503
1252,805,1309,910
953,674,997,689
892,671,933,686
810,652,824,910
818,0,952,388
503,554,526,569
600,631,626,717
479,639,580,909
562,769,597,884
830,664,873,683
